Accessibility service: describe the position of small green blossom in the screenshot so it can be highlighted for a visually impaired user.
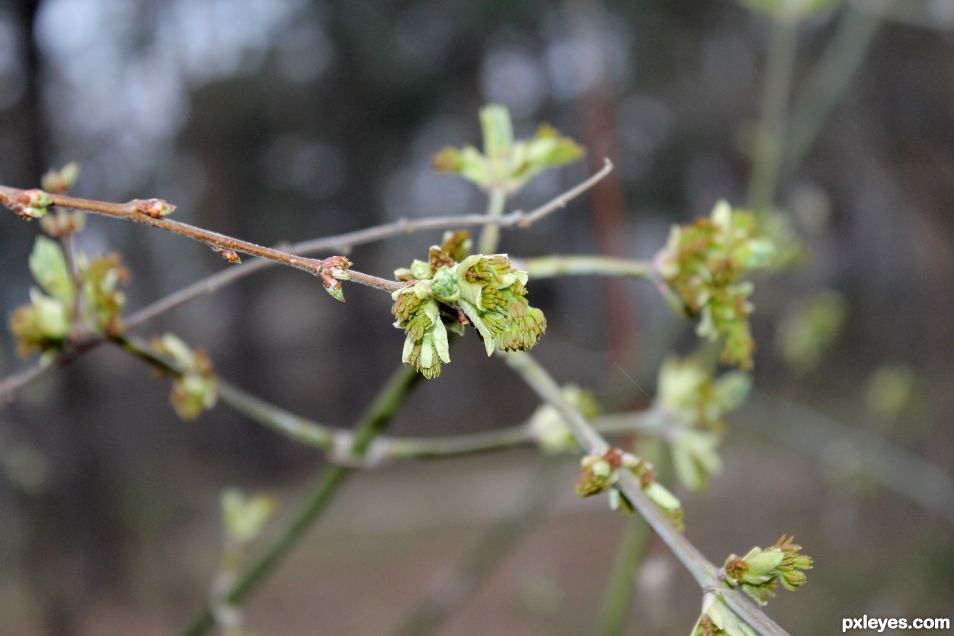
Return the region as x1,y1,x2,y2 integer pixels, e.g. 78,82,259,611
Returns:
776,290,847,374
432,104,584,195
576,448,684,530
221,488,276,545
654,201,775,369
655,356,751,491
79,252,129,333
530,385,600,455
9,290,70,357
41,162,80,194
671,428,723,492
153,334,218,421
723,535,813,605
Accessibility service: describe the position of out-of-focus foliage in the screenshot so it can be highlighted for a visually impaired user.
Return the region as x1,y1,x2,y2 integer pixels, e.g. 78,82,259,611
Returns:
655,201,775,369
432,104,584,195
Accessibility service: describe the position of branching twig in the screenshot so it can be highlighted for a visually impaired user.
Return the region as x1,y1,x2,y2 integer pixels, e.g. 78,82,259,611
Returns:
1,161,614,402
782,2,886,176
742,391,954,527
0,185,400,295
113,334,663,465
502,351,789,636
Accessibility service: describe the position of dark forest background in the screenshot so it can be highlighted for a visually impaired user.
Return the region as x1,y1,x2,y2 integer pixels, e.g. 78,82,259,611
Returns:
1,1,953,634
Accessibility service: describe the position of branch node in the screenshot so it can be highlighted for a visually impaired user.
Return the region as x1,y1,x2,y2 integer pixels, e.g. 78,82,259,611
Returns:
131,198,177,218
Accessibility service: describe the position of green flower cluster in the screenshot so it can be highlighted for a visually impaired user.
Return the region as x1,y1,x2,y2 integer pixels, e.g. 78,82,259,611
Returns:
655,356,751,491
654,201,775,369
431,104,584,195
723,535,814,605
391,233,546,379
9,237,128,357
152,333,218,421
576,448,684,531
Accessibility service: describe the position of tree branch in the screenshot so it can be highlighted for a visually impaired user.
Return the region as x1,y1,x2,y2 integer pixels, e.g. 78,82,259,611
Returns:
518,255,653,281
1,160,615,402
502,351,789,636
125,159,612,325
0,185,400,296
112,334,664,466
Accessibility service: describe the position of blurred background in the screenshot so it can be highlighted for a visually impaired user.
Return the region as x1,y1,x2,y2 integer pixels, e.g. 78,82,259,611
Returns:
1,0,953,634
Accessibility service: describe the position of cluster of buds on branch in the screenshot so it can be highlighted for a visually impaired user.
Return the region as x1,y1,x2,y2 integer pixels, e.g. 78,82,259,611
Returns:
432,104,584,195
655,356,752,491
691,536,814,635
654,201,775,369
391,231,547,378
576,447,684,531
150,334,219,421
723,534,813,604
9,237,128,357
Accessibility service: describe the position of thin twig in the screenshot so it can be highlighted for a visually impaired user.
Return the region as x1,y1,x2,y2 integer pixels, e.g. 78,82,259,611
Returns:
124,158,610,321
1,161,615,401
782,2,886,176
181,178,526,635
0,335,103,404
517,255,653,281
0,185,397,296
742,391,954,527
503,351,789,636
746,15,798,213
113,334,663,466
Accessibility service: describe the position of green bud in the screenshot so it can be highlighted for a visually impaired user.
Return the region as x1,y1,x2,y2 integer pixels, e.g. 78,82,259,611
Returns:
221,488,276,544
644,481,684,531
723,535,813,605
9,290,70,357
653,201,775,369
576,451,620,497
776,290,847,374
864,364,918,419
480,104,514,159
154,333,218,421
41,162,80,194
392,289,451,379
